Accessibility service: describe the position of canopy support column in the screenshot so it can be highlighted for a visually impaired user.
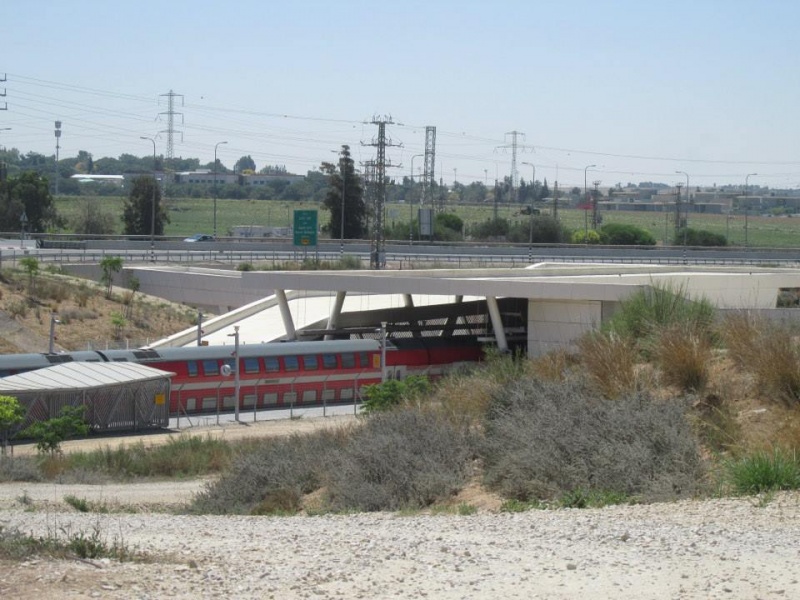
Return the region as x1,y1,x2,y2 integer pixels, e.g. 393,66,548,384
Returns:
486,296,508,352
325,291,347,340
276,289,297,340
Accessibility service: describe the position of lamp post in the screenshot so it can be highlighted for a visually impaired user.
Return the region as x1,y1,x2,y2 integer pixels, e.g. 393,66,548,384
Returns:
54,121,61,197
228,325,240,422
330,150,348,256
522,162,536,261
140,137,157,260
410,154,423,244
745,173,757,248
584,164,596,240
213,141,228,240
48,313,60,354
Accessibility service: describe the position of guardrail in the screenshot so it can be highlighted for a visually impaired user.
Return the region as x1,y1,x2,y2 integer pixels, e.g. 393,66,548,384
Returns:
2,244,800,270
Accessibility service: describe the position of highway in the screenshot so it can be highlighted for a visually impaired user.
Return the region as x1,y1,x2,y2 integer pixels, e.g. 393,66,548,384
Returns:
4,237,800,268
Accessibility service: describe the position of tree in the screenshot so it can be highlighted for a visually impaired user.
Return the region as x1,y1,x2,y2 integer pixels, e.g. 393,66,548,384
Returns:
19,256,39,296
321,145,366,240
122,175,169,236
125,276,140,318
0,171,59,233
0,396,24,456
99,256,123,298
235,155,257,173
20,405,89,455
71,198,116,235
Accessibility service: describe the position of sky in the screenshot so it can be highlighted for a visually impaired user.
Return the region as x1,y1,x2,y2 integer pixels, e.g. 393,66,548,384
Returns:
2,0,799,190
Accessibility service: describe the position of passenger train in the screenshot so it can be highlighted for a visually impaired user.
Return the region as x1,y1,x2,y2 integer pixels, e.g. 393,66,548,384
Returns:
0,336,488,415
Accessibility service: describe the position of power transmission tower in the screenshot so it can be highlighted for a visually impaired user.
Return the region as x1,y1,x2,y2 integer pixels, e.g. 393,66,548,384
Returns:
423,126,436,211
362,115,401,269
496,131,527,204
159,90,184,161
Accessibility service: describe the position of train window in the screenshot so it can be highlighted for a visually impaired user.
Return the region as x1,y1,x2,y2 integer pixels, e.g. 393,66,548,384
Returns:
243,357,260,374
340,387,354,401
263,392,278,406
302,390,317,404
358,352,370,368
322,354,337,369
284,356,299,371
243,394,256,407
187,361,199,377
302,355,318,370
202,360,219,376
283,391,297,405
322,389,335,402
264,357,280,372
341,353,356,369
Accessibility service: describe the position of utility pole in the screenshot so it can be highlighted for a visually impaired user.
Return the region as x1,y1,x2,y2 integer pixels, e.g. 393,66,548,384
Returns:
362,115,401,270
159,90,184,161
423,126,436,212
675,183,684,241
54,121,62,196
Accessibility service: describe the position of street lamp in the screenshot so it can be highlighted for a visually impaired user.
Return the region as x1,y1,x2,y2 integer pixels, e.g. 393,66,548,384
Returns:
745,173,757,248
140,137,157,260
584,164,596,240
522,162,536,261
410,154,423,244
213,141,228,239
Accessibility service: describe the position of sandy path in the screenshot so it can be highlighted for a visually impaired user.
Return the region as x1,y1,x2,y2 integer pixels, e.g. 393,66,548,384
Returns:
1,492,799,599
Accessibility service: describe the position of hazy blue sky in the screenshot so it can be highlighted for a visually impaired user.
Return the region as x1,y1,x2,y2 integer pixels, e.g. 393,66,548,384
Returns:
2,0,798,189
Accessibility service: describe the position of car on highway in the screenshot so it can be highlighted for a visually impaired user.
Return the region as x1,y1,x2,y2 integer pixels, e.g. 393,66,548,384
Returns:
184,234,214,242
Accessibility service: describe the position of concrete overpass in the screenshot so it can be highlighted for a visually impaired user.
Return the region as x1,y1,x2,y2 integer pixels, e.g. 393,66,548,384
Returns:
74,262,800,357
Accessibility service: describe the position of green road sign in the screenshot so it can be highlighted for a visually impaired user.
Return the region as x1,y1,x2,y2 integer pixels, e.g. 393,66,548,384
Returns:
293,210,318,247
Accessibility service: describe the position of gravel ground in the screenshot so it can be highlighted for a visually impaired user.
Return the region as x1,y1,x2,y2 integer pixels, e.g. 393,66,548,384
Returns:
1,490,799,599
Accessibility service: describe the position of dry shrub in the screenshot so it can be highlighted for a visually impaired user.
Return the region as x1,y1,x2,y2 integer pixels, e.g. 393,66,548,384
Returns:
719,311,762,368
577,332,639,398
432,372,501,423
654,324,713,392
191,428,348,515
718,312,800,405
325,408,475,512
481,377,705,503
529,349,576,382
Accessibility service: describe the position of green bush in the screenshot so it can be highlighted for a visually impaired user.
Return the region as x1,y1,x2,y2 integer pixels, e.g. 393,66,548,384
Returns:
674,228,727,247
599,223,656,246
571,229,601,244
481,377,705,503
604,283,716,346
725,448,800,494
361,376,430,414
19,405,90,455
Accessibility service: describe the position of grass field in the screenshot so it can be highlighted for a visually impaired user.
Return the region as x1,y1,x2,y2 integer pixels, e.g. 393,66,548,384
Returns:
54,196,800,248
